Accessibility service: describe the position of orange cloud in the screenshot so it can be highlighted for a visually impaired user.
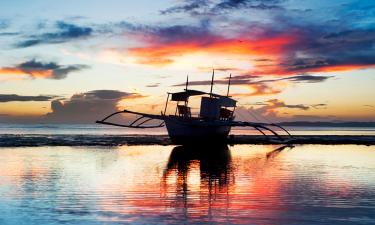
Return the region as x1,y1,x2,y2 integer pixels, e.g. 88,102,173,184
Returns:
250,63,373,76
125,27,375,76
232,83,282,97
0,67,53,78
128,34,297,66
0,59,88,80
304,64,373,73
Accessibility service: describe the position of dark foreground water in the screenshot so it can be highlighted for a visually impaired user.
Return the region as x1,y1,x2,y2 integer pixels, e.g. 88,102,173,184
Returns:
0,145,374,225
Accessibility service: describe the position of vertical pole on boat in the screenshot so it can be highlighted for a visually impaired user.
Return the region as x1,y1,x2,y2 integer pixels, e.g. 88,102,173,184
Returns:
210,69,215,98
185,75,189,107
163,93,169,115
185,75,189,91
226,73,232,97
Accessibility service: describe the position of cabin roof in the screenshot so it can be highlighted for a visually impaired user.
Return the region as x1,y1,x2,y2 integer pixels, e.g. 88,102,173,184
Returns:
170,89,236,106
170,90,205,101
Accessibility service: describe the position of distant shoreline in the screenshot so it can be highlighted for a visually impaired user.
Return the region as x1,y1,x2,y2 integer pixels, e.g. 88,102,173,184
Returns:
279,121,375,127
1,134,375,147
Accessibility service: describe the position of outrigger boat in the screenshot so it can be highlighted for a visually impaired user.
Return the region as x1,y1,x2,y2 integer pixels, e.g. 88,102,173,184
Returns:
96,70,291,144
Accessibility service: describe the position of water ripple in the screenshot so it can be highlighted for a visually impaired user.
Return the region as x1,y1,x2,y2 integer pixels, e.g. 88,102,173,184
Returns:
0,145,374,224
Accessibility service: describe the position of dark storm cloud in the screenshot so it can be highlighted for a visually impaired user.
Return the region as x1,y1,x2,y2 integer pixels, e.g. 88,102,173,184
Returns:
265,99,309,110
119,20,215,45
0,19,9,29
0,59,89,79
246,102,328,110
277,27,375,73
198,66,241,72
311,104,327,109
0,94,57,102
148,23,214,43
235,99,313,122
121,17,375,73
161,0,284,14
213,0,285,11
173,75,332,86
45,90,146,123
146,83,160,88
279,75,332,83
15,21,93,48
0,19,17,36
82,90,137,100
144,1,375,74
233,74,332,84
129,17,374,72
0,32,19,36
236,99,331,122
7,1,375,76
0,90,147,124
160,0,209,15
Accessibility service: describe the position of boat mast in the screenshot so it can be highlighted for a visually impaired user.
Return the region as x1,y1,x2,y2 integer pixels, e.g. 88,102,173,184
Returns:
185,75,189,91
210,69,214,98
226,73,232,97
185,75,189,107
163,93,169,115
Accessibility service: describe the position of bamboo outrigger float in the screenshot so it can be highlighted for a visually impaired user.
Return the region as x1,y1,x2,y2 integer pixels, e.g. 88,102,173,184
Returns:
96,70,292,144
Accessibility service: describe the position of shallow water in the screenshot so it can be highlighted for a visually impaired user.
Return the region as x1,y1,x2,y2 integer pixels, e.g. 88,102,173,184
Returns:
0,145,374,225
1,123,375,135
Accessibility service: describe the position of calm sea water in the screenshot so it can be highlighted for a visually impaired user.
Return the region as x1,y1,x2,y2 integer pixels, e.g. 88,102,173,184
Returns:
0,145,374,225
1,123,375,135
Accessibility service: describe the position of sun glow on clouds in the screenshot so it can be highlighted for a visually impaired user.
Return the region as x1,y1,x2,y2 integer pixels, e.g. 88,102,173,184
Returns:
0,68,53,78
93,33,296,81
238,83,282,97
0,101,50,116
0,0,374,122
61,48,140,67
127,33,296,69
121,23,375,77
165,52,253,72
0,59,88,80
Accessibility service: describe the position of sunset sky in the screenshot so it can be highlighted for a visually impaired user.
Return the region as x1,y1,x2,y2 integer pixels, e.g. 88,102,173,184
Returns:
0,0,374,123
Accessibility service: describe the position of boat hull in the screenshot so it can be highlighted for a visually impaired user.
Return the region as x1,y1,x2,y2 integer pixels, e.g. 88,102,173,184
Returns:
164,117,231,144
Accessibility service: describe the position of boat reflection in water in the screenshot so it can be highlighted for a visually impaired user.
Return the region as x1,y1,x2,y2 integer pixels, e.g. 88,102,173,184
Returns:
160,144,236,223
1,145,375,225
162,145,233,202
159,144,298,224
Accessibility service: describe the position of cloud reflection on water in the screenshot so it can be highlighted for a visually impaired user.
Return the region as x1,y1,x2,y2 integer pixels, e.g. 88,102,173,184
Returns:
0,145,374,224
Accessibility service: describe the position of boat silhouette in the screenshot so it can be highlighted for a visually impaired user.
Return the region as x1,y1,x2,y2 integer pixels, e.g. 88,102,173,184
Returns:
97,70,291,144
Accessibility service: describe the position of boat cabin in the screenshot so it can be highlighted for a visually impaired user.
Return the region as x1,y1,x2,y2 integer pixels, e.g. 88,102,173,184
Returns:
164,90,236,121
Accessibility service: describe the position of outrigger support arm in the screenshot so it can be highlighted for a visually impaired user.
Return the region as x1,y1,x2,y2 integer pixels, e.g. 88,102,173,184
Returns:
253,124,283,141
229,121,292,141
96,108,292,140
96,120,164,128
129,116,146,126
100,111,124,122
252,126,268,139
121,109,165,120
96,109,165,128
270,123,292,136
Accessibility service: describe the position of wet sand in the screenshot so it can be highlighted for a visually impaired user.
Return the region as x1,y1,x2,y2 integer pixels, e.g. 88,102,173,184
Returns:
1,134,375,147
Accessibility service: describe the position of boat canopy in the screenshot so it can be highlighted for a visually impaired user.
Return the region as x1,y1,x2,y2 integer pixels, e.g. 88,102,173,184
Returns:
170,89,236,107
171,90,206,101
218,96,236,107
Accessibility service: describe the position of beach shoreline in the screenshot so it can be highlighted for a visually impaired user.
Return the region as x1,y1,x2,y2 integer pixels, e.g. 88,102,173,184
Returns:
1,134,375,147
